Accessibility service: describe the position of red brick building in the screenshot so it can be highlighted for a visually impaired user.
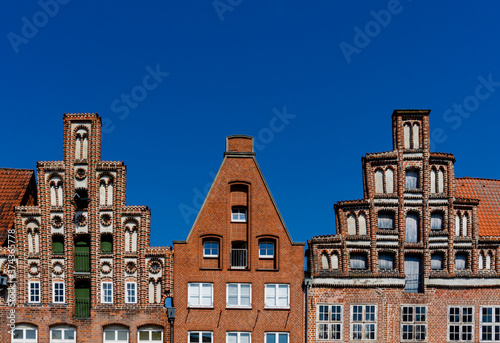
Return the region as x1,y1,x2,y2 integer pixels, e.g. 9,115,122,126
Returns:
4,114,173,343
307,110,500,342
173,135,305,343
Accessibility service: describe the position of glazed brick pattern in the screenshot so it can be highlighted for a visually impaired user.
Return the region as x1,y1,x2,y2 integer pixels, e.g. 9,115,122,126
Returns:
0,113,173,343
307,110,500,342
174,136,305,343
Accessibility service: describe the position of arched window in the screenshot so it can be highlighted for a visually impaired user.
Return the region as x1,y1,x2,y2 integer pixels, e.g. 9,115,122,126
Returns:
358,213,367,236
124,220,138,253
27,221,40,254
75,128,88,160
50,326,76,343
99,176,114,206
462,214,468,237
430,212,444,231
138,326,163,342
385,168,394,194
52,235,64,255
486,252,492,270
479,252,484,270
378,212,395,230
49,175,63,207
412,123,420,149
405,213,419,243
203,240,219,258
455,214,461,236
103,326,129,342
101,234,113,254
12,324,37,343
404,123,411,149
438,169,444,193
331,253,339,270
374,169,384,194
430,169,437,194
347,214,356,235
406,169,419,189
431,253,444,270
321,253,329,270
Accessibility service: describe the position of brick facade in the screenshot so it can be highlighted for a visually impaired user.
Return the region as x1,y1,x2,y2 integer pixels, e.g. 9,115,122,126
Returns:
306,110,500,342
173,135,305,343
2,114,173,343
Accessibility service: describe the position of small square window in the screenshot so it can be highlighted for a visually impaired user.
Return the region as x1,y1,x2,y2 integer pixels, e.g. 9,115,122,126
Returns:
232,208,247,222
204,241,219,257
259,242,275,258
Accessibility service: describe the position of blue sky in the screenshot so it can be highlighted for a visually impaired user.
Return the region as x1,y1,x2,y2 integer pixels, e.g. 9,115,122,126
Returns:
2,1,500,247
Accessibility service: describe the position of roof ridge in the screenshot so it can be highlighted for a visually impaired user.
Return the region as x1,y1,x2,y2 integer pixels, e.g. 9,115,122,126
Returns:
457,177,500,182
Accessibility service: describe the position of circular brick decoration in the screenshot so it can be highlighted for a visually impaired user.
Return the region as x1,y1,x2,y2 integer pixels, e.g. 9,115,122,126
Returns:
53,262,64,275
100,214,112,226
75,168,87,180
101,261,111,274
149,259,162,274
75,214,87,226
51,215,63,228
29,262,39,276
126,261,137,274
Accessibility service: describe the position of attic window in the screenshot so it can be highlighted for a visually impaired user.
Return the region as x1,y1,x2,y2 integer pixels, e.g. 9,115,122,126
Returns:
231,207,247,222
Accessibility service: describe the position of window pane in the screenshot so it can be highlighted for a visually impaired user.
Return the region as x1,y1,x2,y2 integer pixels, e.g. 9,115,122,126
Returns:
117,331,128,341
378,213,394,229
25,329,36,339
227,333,237,343
105,331,115,340
406,170,418,189
456,254,467,270
431,213,443,230
202,332,212,343
65,329,75,339
152,331,162,341
266,333,276,343
350,254,367,269
139,331,149,340
52,329,62,339
278,333,288,343
189,333,199,343
431,254,443,270
379,253,394,270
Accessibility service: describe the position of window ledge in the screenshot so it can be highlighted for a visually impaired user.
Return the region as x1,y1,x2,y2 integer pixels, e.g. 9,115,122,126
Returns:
264,307,290,310
187,306,214,310
226,306,252,310
200,267,222,271
256,268,279,272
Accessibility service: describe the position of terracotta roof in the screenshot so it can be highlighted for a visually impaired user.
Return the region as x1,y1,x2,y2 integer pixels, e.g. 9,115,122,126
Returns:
456,177,500,237
0,168,35,245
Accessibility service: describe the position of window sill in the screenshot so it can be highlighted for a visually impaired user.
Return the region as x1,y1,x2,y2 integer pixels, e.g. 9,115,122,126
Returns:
264,307,290,310
256,268,279,272
226,306,252,310
188,306,214,310
200,267,222,271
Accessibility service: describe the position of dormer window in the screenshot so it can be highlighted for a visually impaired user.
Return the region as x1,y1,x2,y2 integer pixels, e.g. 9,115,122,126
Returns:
203,241,219,258
231,207,247,222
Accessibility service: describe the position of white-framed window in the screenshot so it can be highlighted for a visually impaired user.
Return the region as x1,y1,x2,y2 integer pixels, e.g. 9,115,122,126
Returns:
264,332,289,343
378,253,395,270
351,305,376,340
480,306,500,342
189,331,213,343
29,281,40,303
103,326,129,342
449,306,473,342
227,283,251,308
317,304,342,340
101,282,113,304
138,326,163,342
188,283,213,307
50,326,76,343
265,284,290,309
53,282,65,303
12,325,37,343
203,241,219,257
401,305,426,341
231,207,247,222
125,282,137,304
227,332,251,343
259,241,274,258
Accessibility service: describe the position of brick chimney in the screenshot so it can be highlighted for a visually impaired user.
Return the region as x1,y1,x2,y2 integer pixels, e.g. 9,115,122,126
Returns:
225,135,255,156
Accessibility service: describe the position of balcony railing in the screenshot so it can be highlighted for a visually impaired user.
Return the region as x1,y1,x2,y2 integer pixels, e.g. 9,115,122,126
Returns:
404,274,421,293
75,298,90,318
230,249,248,269
74,252,90,272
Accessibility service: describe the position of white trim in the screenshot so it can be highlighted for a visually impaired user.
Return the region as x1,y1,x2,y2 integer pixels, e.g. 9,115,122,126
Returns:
28,281,40,303
400,305,427,341
103,326,129,342
125,282,137,304
264,284,290,309
226,332,251,343
447,305,474,342
316,304,343,341
12,325,38,343
264,332,289,343
52,281,65,304
101,282,113,304
50,326,76,343
203,241,219,258
350,304,377,341
188,331,213,343
137,326,163,342
226,283,252,308
188,283,214,308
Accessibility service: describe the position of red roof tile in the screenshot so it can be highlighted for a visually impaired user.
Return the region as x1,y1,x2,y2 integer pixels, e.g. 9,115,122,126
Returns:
456,177,500,237
0,168,35,245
